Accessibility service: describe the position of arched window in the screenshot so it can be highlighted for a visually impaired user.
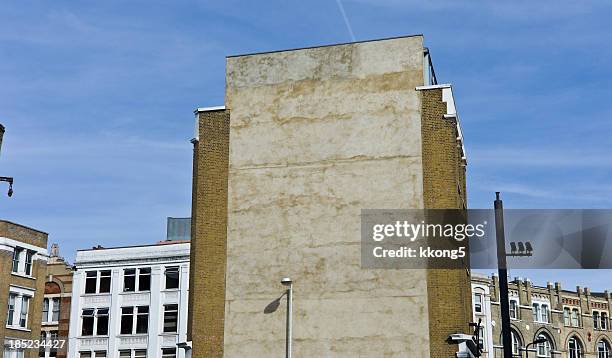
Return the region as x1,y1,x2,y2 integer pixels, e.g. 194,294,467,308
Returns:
537,333,553,357
568,336,584,358
598,340,611,358
511,330,522,357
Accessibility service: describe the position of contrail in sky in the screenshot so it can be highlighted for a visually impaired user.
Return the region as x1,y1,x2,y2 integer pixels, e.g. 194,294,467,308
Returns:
335,0,356,42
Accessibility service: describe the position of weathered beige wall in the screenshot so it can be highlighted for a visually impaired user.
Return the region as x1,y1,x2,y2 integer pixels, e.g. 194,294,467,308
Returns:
223,36,431,357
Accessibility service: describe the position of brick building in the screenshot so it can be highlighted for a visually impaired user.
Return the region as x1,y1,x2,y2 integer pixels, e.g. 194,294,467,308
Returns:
40,244,73,358
472,273,612,357
187,35,472,357
1,220,49,358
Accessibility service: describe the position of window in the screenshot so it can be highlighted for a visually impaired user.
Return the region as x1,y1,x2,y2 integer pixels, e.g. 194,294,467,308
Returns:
163,304,178,333
85,271,112,294
81,308,109,336
7,293,16,326
138,268,150,291
536,333,552,357
119,350,146,358
78,351,105,358
24,251,33,276
123,268,150,292
81,309,94,336
79,353,92,358
533,303,541,322
85,272,97,294
96,309,109,335
564,307,571,326
120,307,133,334
43,298,61,323
510,300,519,319
541,304,549,323
598,340,610,358
52,298,60,322
161,348,176,358
11,248,35,276
6,291,32,329
120,306,149,334
19,296,29,328
99,271,111,293
123,269,136,292
94,352,106,358
511,330,522,357
571,309,580,327
568,336,583,358
42,299,49,323
136,306,149,334
602,313,608,330
473,293,483,313
165,266,179,290
595,312,601,329
12,248,23,273
39,331,59,358
3,348,25,358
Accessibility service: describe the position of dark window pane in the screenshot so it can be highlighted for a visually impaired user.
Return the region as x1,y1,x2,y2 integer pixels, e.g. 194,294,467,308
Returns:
136,306,149,334
120,307,133,334
96,309,109,336
124,274,135,292
163,305,178,333
99,271,111,293
82,309,94,336
85,271,97,294
139,268,151,291
165,267,179,289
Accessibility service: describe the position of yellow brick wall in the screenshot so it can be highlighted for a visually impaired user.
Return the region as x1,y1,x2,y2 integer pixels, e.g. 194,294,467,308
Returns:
188,109,230,358
420,88,472,358
0,221,48,358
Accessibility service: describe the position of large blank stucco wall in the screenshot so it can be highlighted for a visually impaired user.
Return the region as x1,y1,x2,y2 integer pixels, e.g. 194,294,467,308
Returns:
224,36,431,357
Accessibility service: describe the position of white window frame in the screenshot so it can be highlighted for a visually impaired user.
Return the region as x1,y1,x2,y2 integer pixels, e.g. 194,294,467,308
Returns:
122,268,151,293
118,349,147,358
120,306,149,335
536,334,551,357
571,308,580,327
80,307,109,337
163,304,179,333
164,266,180,290
568,336,583,358
78,351,107,358
6,286,34,330
10,247,36,277
509,299,519,320
84,270,112,295
42,297,61,323
473,292,483,313
597,340,610,358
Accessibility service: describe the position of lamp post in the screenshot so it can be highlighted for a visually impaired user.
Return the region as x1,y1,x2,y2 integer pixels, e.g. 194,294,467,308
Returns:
281,277,293,358
495,192,513,358
525,337,548,358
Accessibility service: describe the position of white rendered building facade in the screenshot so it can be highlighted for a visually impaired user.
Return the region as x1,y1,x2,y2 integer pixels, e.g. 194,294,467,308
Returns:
68,242,190,358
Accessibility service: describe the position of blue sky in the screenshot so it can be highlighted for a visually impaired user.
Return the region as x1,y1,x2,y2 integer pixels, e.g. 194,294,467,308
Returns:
1,1,611,289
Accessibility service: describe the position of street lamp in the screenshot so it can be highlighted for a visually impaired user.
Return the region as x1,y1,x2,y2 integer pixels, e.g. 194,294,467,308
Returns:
525,337,548,358
281,277,293,358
